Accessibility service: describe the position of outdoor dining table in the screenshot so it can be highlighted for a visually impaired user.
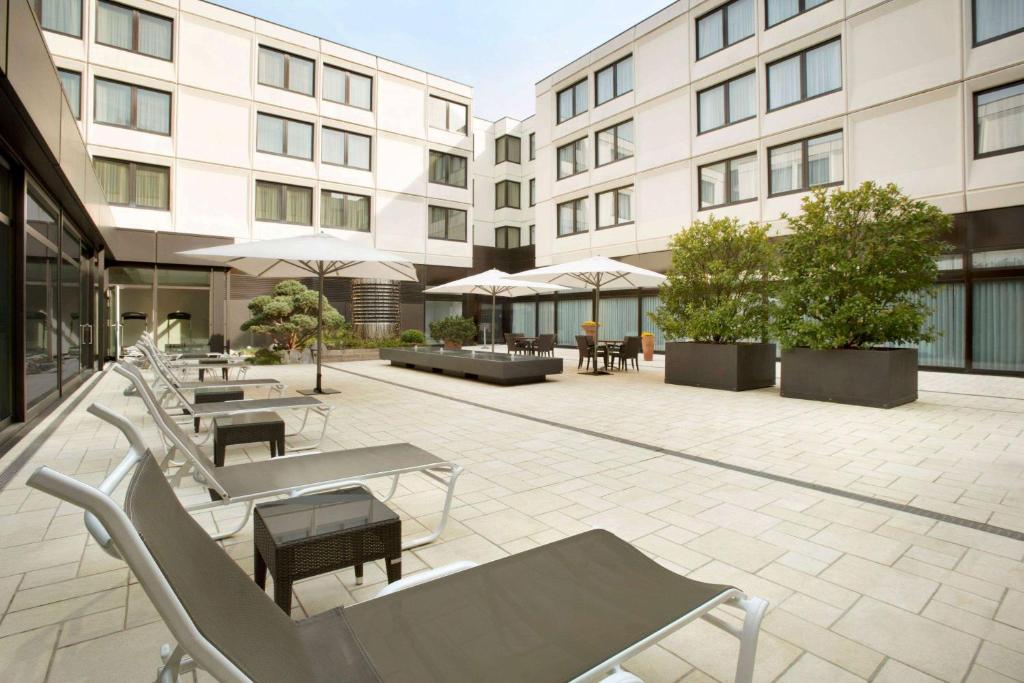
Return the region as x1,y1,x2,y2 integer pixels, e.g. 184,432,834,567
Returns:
599,340,624,369
516,336,538,354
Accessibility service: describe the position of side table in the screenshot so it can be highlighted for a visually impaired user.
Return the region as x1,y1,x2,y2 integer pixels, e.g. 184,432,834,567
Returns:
210,411,285,501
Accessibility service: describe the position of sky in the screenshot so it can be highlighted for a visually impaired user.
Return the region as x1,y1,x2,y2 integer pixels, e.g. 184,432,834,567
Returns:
213,0,671,121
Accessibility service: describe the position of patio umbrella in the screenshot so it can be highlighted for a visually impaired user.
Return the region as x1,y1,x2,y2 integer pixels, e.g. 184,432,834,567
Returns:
512,256,666,375
424,269,567,352
179,232,417,394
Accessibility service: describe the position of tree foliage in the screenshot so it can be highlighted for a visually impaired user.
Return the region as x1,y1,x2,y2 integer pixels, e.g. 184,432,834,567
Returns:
428,316,477,344
652,216,777,344
241,279,344,351
774,182,950,350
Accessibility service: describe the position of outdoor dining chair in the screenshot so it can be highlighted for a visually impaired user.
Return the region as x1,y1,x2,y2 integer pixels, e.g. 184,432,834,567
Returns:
576,335,608,370
614,336,642,371
535,333,556,357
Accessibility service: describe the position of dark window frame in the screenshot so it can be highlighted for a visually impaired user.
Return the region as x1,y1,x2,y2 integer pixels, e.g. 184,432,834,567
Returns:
529,178,536,206
698,152,758,210
765,0,832,30
529,224,535,245
495,134,522,164
322,64,373,110
257,45,315,97
495,225,521,249
973,79,1024,159
428,95,469,134
495,180,521,210
57,68,82,120
596,185,634,230
93,156,170,210
255,112,314,160
556,137,587,180
594,54,633,107
556,78,588,124
697,71,756,134
94,76,172,136
766,36,842,112
595,119,634,167
95,0,174,62
767,129,843,197
33,0,83,38
529,133,536,160
254,180,313,226
696,0,754,61
320,189,371,232
557,197,588,237
428,205,468,242
972,0,1024,46
428,150,468,189
321,126,372,170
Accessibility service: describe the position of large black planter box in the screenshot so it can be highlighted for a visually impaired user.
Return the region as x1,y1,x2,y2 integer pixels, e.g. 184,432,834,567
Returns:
781,347,918,408
380,347,563,385
664,342,776,391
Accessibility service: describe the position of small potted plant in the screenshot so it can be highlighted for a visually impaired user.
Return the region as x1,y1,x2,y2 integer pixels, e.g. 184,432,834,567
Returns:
581,321,599,341
429,316,477,350
651,216,778,391
641,332,655,361
775,182,950,408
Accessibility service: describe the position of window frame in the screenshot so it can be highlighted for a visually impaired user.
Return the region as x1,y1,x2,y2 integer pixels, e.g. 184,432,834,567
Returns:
495,226,521,249
529,224,535,245
529,178,536,206
57,68,82,120
596,184,634,229
556,78,588,124
765,0,832,30
495,134,522,164
495,180,521,210
428,150,468,189
257,45,315,97
93,156,170,210
321,126,372,170
94,76,172,136
33,0,83,38
95,0,174,62
529,133,536,160
594,119,634,167
697,71,756,134
428,95,469,134
255,112,314,160
767,129,844,197
254,180,313,226
698,152,758,210
594,54,633,107
696,0,754,61
556,137,588,180
320,189,371,232
766,36,842,112
973,79,1024,159
428,205,468,242
557,197,588,237
972,0,1024,46
322,64,373,110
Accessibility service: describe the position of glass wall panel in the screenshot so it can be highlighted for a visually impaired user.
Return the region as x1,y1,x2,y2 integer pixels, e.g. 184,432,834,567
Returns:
539,301,555,335
641,296,666,351
903,283,966,368
512,302,536,337
60,227,81,383
972,280,1024,372
425,300,463,342
479,302,503,343
599,297,638,341
26,192,59,408
556,298,592,346
0,160,12,422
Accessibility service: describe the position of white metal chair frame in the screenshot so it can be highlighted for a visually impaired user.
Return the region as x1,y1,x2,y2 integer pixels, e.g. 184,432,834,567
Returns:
135,335,274,403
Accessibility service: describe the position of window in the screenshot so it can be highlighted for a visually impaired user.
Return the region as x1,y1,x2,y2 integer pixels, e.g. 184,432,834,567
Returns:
767,38,841,111
973,0,1024,46
698,72,756,133
557,197,588,236
322,127,371,169
769,130,843,195
428,206,467,241
428,150,468,188
95,78,171,135
766,0,830,29
428,96,468,134
697,0,754,60
323,65,372,109
596,119,634,166
94,157,169,209
557,138,587,179
96,1,172,60
33,0,82,37
256,113,313,160
258,46,314,96
595,55,633,106
975,80,1024,158
495,226,521,249
596,186,633,228
557,79,588,123
699,154,757,209
496,135,521,164
529,178,536,206
255,181,312,224
495,180,521,209
321,190,370,232
57,69,81,119
529,133,536,160
529,225,535,245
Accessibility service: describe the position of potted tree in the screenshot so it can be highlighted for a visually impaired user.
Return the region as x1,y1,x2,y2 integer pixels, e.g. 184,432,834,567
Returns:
429,316,477,350
775,182,950,408
241,280,344,363
652,216,777,391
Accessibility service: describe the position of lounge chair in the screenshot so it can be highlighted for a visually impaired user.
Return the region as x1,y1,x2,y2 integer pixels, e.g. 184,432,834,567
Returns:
135,335,285,398
138,332,248,382
28,452,767,683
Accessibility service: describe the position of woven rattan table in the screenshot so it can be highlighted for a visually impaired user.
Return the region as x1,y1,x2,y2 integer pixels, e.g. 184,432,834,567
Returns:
254,487,402,614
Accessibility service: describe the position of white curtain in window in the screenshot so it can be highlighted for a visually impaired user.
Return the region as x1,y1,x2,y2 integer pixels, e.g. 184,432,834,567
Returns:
597,191,615,228
58,70,80,118
428,207,446,239
557,89,573,122
321,191,343,228
573,83,588,115
512,302,536,337
641,296,665,350
349,73,372,109
94,159,129,204
134,166,168,209
95,80,131,127
448,209,467,240
615,56,634,95
41,0,81,35
286,121,312,159
136,89,170,134
597,129,616,165
556,299,592,345
284,186,311,224
289,58,314,95
322,129,344,165
617,121,634,158
323,68,345,103
256,115,284,155
97,2,132,49
428,98,447,130
138,13,172,59
701,162,726,207
347,133,370,169
600,298,638,341
258,49,285,88
807,132,843,186
904,284,965,368
972,280,1024,372
728,73,756,122
538,301,555,335
699,85,726,132
558,144,575,178
255,183,281,221
449,156,466,187
975,0,1024,43
730,155,757,202
805,41,841,98
617,187,633,223
346,195,369,231
574,198,588,231
727,0,755,42
977,82,1024,155
596,67,614,104
766,0,799,26
697,11,723,58
768,57,801,109
770,143,802,194
558,202,574,235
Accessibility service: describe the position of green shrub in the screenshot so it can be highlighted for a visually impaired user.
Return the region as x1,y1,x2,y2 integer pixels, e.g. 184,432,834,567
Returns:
774,182,951,350
428,316,477,345
241,280,344,351
399,329,426,344
652,216,777,344
249,347,282,365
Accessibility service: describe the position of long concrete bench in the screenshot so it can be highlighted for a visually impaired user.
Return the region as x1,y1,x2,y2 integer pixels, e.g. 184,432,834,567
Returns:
380,347,563,385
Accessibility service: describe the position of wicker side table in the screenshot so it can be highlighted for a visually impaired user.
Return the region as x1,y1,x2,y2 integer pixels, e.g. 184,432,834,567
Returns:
254,488,402,614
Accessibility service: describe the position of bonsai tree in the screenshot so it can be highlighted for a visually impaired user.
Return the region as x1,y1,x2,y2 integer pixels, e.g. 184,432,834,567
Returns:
774,182,951,350
428,316,477,347
652,216,777,343
241,279,344,351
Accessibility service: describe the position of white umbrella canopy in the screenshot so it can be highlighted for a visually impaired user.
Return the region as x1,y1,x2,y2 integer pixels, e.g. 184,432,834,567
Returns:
424,269,567,352
179,232,418,394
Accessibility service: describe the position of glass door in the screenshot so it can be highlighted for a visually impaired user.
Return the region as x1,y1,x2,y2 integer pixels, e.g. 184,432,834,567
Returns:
59,224,82,386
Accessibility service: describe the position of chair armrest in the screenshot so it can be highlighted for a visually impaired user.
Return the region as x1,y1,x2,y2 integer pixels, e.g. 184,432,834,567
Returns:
374,560,478,598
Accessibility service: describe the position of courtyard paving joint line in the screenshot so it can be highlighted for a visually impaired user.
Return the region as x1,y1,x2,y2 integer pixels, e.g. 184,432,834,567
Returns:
327,364,1024,542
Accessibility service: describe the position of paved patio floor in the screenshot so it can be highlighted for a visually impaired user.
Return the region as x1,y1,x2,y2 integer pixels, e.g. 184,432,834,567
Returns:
0,350,1022,682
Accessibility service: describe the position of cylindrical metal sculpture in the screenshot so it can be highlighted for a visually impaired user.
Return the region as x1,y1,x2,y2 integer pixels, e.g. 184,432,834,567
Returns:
351,278,400,339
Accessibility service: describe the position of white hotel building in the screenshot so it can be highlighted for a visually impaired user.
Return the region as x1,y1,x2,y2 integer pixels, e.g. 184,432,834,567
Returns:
0,0,1021,431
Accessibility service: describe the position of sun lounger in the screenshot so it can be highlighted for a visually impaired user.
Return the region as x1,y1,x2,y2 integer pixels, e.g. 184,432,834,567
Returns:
136,335,278,394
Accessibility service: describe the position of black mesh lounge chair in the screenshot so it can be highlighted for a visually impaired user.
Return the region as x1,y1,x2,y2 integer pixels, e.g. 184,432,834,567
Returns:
28,451,767,683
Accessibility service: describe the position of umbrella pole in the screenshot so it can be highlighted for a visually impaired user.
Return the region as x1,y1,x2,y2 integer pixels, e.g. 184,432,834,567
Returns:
593,281,601,373
316,267,324,393
491,291,496,353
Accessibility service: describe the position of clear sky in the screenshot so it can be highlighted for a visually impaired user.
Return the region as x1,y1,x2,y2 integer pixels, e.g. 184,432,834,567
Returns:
213,0,671,121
